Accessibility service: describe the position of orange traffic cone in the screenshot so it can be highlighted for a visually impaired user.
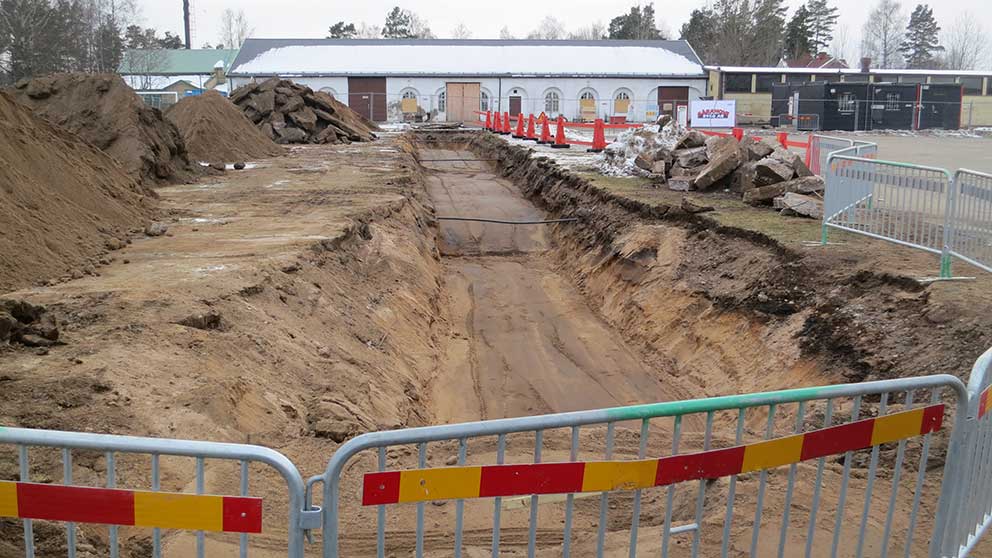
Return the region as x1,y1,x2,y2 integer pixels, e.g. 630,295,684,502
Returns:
537,114,552,144
502,112,511,134
587,118,607,152
525,114,537,140
513,113,525,138
484,111,492,131
550,115,570,149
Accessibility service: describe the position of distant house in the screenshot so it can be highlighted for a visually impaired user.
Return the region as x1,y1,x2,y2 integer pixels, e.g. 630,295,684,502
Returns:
778,52,849,70
119,49,239,107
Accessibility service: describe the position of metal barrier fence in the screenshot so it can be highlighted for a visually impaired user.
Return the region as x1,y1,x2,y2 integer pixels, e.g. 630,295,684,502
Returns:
822,145,990,278
319,375,965,558
0,428,311,557
948,170,992,274
946,348,992,557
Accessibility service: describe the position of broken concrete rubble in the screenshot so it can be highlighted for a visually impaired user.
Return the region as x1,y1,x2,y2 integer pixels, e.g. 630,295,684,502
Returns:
693,136,742,191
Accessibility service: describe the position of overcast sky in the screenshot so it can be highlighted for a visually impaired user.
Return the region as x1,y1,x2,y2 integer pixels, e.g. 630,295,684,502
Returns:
139,0,991,67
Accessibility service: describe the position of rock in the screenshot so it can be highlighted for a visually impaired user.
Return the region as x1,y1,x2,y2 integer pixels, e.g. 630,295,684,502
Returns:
634,154,654,172
209,162,226,171
0,299,44,323
104,237,125,250
681,198,715,214
734,162,759,193
313,419,356,443
234,162,247,170
259,122,275,140
275,86,296,97
656,114,673,128
0,312,16,343
769,148,813,177
747,141,775,161
675,146,708,168
288,107,319,132
776,192,824,219
693,137,742,190
144,222,168,236
269,110,286,130
229,82,259,105
650,160,668,175
256,77,281,92
27,313,60,341
743,176,825,205
669,178,693,192
651,147,673,163
177,311,224,331
278,95,305,115
243,107,263,124
313,108,336,122
675,130,707,150
305,92,338,114
275,127,308,144
250,90,276,116
755,158,795,185
18,334,55,347
445,455,458,466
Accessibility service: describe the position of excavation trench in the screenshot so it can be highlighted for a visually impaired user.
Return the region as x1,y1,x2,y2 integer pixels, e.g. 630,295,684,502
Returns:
326,132,948,558
420,143,689,424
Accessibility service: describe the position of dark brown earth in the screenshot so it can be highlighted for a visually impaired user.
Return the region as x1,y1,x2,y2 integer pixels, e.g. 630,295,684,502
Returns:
165,90,284,163
0,91,154,294
9,73,196,185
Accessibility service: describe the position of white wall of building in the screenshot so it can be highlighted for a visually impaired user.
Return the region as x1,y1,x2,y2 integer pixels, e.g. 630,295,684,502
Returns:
228,75,707,122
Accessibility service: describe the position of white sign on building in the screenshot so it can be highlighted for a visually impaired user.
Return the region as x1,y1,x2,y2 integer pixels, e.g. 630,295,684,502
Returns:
690,100,737,128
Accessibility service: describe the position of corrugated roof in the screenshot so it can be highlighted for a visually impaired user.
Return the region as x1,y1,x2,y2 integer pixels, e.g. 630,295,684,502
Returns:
119,49,240,75
228,38,705,78
707,65,991,77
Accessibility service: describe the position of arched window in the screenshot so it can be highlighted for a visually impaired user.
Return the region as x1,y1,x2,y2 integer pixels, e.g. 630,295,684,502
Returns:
545,91,560,113
480,90,490,112
578,89,598,121
319,87,338,99
438,91,446,112
400,89,419,114
613,90,632,114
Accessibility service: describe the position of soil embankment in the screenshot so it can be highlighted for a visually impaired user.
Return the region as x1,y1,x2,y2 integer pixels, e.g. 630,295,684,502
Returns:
9,73,196,184
165,90,284,163
0,91,153,293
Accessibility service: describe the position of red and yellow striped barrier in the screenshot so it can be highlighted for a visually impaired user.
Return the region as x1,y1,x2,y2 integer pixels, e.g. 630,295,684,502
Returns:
0,481,262,533
979,386,992,419
363,404,943,506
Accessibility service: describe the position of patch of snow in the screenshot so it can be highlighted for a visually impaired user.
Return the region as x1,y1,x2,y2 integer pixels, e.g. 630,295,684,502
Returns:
598,122,683,176
379,123,413,132
234,44,704,77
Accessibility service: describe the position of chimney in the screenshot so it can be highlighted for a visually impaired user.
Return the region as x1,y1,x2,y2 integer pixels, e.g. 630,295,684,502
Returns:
860,57,871,73
213,60,226,85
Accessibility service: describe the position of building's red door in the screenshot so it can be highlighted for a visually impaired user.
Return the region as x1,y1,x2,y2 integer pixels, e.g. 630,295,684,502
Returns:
348,77,387,122
658,87,690,118
509,96,522,115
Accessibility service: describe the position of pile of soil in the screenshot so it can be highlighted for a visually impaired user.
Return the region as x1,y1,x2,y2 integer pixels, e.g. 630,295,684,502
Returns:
0,91,152,293
165,90,284,163
9,73,195,185
230,78,378,145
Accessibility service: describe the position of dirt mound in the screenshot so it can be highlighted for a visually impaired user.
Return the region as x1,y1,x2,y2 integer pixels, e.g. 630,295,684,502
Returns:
0,91,152,293
230,78,378,145
165,91,284,163
9,73,195,185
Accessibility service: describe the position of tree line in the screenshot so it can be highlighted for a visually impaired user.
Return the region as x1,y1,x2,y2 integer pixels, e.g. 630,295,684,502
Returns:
0,1,253,85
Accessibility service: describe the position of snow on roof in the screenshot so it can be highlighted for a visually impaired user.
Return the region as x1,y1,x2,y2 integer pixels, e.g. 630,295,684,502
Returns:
229,39,705,78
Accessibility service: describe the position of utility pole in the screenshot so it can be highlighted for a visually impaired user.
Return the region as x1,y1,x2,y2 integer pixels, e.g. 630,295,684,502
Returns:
183,0,191,49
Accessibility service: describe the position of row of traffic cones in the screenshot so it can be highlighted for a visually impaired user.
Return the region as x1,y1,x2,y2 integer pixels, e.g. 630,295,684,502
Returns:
483,111,608,152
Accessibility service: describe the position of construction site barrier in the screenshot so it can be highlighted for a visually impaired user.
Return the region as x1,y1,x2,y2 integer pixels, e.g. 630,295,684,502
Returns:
13,353,992,556
322,374,968,558
0,427,311,558
822,143,988,279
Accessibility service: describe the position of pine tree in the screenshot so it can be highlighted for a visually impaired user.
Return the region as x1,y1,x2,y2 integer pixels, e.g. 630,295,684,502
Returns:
607,4,665,40
784,5,813,60
679,8,718,63
899,4,942,68
806,0,838,54
327,21,356,39
382,7,413,39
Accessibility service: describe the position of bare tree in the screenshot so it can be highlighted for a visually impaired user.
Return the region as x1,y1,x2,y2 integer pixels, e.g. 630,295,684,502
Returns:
831,23,851,62
569,22,606,40
408,12,434,39
450,22,472,39
219,8,252,49
861,0,905,68
355,22,382,39
942,12,989,70
527,15,566,40
498,25,514,40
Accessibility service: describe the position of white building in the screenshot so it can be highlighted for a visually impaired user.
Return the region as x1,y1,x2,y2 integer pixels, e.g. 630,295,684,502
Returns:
227,39,707,123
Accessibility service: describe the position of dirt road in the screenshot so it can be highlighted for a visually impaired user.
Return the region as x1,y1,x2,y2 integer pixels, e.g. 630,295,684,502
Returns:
423,147,686,424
